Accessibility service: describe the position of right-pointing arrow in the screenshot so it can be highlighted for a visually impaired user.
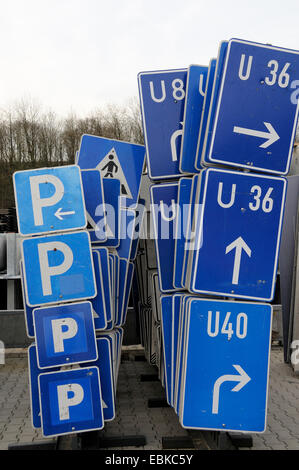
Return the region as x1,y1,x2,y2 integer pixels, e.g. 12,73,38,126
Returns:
212,364,251,415
225,236,251,285
233,122,280,149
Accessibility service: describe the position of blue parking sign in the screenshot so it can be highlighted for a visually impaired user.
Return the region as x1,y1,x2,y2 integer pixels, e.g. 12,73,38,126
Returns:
190,168,287,301
33,302,97,368
180,298,272,432
22,231,96,306
13,165,86,236
206,39,299,174
38,366,104,437
138,69,187,180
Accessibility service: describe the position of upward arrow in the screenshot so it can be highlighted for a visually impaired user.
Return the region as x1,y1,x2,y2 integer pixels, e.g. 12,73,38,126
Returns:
233,122,280,149
225,237,251,285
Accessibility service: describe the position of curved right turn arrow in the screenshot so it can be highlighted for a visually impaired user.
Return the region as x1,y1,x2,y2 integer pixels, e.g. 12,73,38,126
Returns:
212,365,251,415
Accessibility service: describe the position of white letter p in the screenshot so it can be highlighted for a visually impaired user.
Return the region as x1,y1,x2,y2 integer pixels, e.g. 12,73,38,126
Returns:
57,383,84,421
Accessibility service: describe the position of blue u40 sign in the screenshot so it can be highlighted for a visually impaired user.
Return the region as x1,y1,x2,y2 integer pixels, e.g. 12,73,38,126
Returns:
180,298,272,433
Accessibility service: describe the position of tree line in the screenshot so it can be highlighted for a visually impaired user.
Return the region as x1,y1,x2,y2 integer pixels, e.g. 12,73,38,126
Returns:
0,98,144,209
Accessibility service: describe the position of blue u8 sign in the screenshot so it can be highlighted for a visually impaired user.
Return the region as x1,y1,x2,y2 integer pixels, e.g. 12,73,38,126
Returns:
138,69,187,180
206,39,299,174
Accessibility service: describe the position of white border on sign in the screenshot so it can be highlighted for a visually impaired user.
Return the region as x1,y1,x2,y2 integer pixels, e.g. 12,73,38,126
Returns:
92,249,108,331
194,58,217,172
19,260,34,339
200,41,228,170
81,168,107,243
160,295,173,407
138,69,187,181
179,64,207,175
78,134,145,210
173,177,192,290
27,344,41,430
32,300,98,369
180,175,198,288
97,336,116,422
208,39,299,175
179,297,273,433
191,168,287,301
22,230,97,307
122,261,135,325
175,295,193,416
150,182,184,293
115,257,129,327
93,246,112,324
38,366,104,438
13,164,88,237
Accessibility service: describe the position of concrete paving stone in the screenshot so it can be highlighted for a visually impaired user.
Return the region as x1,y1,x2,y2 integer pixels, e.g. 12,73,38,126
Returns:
0,433,19,443
270,430,294,440
4,426,22,435
281,423,299,434
135,424,155,434
9,417,25,424
284,440,299,449
15,435,35,443
143,444,161,450
268,444,288,450
263,437,286,447
252,441,274,450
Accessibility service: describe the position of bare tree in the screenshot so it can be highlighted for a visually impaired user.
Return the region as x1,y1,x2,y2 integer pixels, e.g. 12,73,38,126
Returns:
0,97,145,208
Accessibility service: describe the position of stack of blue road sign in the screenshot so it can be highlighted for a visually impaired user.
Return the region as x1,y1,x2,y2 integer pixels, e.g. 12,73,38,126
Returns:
13,135,145,438
137,38,299,433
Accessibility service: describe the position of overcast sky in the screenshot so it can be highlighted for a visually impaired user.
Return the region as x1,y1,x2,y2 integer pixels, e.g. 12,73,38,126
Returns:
1,0,299,117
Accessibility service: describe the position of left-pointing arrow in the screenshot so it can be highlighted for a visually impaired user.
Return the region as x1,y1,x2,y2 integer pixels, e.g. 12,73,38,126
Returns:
54,207,76,220
233,122,280,149
212,365,251,415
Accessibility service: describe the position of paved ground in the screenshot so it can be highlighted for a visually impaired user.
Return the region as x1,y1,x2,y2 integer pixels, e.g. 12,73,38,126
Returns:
0,345,298,450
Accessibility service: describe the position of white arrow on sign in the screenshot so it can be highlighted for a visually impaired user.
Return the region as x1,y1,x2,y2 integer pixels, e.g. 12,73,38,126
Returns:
55,207,76,220
225,236,251,285
212,364,251,414
233,122,280,149
170,122,184,161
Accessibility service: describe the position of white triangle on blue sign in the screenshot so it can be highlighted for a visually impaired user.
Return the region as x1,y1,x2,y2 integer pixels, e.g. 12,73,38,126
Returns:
96,147,133,199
